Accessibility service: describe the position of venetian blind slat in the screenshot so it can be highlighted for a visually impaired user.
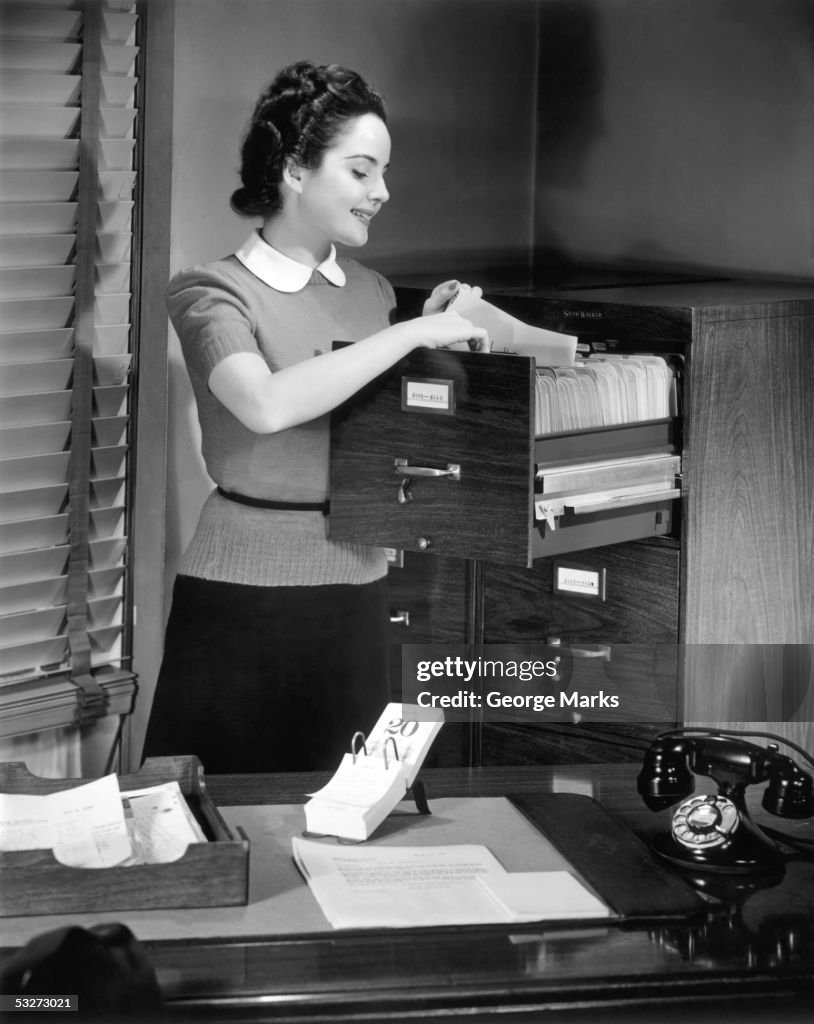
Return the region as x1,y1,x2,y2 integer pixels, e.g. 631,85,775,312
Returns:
0,1,138,713
0,0,77,683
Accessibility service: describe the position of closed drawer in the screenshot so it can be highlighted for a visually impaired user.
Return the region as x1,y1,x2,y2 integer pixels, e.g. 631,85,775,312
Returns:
330,349,680,566
387,551,468,646
483,539,680,721
387,552,471,767
481,722,668,766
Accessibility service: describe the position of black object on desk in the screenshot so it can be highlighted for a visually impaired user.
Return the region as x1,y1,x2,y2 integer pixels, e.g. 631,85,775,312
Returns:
637,729,814,877
508,791,708,920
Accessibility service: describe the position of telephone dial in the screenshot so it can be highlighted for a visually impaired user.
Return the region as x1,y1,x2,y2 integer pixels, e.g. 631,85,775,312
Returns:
637,729,814,875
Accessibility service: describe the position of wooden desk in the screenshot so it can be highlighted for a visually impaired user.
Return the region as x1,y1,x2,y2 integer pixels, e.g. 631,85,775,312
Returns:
125,763,813,1022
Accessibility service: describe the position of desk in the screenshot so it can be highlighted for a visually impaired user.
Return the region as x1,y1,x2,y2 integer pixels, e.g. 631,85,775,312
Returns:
6,765,814,1022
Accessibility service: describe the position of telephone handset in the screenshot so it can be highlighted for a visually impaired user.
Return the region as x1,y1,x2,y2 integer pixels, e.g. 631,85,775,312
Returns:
637,729,814,875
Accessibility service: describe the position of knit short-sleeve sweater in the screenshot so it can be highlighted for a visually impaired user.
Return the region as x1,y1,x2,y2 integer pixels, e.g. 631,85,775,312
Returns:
167,253,395,587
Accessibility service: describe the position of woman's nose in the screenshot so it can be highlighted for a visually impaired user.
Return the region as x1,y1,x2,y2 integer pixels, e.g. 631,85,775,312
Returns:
370,177,389,204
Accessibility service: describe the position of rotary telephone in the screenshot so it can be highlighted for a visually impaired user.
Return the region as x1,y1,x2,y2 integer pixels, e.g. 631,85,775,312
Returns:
637,728,814,875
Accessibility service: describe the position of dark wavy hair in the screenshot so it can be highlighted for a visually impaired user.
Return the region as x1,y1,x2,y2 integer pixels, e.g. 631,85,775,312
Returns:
230,61,388,219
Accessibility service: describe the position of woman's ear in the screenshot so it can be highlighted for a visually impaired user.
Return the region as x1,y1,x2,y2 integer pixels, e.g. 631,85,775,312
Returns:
282,160,304,195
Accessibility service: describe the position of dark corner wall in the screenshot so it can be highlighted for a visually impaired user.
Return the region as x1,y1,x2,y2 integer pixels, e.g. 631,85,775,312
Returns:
532,0,814,280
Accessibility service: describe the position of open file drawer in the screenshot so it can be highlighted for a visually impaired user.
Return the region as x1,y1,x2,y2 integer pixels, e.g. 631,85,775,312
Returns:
329,349,681,567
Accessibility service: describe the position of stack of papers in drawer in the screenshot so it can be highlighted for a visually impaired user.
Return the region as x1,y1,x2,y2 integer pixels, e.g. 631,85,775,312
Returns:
535,355,678,434
534,452,681,529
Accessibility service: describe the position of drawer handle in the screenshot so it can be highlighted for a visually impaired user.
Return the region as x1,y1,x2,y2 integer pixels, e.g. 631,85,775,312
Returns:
395,459,461,505
394,459,461,480
547,637,612,661
390,610,411,626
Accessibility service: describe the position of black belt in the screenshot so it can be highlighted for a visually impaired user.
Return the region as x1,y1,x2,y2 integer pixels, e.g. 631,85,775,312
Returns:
217,486,329,515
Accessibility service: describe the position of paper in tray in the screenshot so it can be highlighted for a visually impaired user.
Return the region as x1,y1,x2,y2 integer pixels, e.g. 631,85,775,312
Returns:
0,757,249,917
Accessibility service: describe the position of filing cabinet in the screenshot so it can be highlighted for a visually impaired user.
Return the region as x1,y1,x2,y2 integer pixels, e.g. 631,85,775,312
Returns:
480,538,679,763
332,279,814,764
386,551,472,765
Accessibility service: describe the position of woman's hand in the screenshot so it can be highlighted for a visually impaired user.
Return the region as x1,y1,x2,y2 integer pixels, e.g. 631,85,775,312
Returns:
422,279,483,316
408,310,489,350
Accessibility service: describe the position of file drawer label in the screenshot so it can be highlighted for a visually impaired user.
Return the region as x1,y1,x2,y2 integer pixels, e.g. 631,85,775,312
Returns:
554,563,606,601
384,547,404,567
401,377,456,415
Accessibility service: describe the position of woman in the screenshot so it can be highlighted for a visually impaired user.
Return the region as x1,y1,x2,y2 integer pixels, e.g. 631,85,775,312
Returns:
143,61,486,772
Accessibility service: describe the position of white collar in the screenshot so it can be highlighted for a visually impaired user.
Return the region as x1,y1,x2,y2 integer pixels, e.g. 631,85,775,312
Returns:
234,230,346,292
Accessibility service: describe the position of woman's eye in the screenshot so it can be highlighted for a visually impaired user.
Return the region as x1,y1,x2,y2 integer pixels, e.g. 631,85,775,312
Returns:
352,169,368,180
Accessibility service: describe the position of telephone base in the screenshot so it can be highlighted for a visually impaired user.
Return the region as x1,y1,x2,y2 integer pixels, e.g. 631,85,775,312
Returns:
651,825,784,876
673,865,785,903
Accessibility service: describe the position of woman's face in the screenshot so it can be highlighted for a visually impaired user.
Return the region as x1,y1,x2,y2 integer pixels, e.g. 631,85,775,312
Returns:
295,113,391,250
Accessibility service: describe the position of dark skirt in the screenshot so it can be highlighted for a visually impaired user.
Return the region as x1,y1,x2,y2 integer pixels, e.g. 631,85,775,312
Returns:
143,574,390,773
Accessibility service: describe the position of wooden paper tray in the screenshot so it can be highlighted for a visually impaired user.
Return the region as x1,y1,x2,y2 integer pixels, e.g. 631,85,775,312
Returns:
0,756,249,917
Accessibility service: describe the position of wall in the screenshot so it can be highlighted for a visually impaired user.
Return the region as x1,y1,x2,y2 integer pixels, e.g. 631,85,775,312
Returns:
533,0,814,279
130,0,540,759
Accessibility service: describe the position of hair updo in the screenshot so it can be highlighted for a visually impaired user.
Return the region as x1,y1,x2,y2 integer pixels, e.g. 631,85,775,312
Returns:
230,60,387,219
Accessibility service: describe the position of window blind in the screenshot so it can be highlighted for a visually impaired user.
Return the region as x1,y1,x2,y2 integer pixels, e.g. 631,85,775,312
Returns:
0,0,139,739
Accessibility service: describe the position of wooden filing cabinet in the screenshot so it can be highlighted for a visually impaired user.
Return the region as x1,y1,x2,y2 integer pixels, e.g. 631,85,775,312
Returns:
330,279,814,764
479,538,679,763
386,551,472,766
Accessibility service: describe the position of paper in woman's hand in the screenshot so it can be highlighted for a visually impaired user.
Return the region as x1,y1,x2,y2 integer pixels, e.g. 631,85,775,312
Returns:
449,289,578,365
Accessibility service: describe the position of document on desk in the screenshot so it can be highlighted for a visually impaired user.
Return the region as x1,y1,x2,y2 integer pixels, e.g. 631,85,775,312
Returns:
292,837,610,929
